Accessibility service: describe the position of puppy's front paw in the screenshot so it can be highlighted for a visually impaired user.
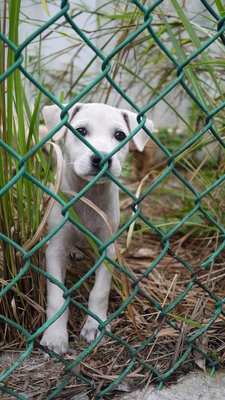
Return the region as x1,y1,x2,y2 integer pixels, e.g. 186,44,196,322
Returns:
40,327,68,356
80,316,110,343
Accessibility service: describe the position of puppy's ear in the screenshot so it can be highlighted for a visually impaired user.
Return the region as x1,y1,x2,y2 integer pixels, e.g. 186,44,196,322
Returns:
42,104,82,141
121,110,154,152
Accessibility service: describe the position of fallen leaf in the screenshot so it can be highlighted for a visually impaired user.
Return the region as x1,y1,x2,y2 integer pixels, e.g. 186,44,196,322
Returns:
193,332,209,371
132,248,155,258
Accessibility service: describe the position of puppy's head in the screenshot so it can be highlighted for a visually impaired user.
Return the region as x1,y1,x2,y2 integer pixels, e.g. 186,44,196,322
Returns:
42,103,154,182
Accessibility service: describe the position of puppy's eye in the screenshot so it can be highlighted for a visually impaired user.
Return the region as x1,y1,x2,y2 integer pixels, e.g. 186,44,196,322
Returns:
76,127,87,136
115,131,126,141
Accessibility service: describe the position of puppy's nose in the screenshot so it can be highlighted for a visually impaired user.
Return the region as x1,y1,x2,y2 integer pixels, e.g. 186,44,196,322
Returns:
91,153,112,169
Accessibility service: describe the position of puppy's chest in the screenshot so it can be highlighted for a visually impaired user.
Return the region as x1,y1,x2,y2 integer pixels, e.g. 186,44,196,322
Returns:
72,200,105,233
61,173,119,242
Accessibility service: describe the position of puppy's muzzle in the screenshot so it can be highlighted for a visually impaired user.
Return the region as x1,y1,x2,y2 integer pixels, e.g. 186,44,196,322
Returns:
91,153,112,170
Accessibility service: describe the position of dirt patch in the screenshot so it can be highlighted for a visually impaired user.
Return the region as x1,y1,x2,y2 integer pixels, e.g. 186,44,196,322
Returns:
1,228,225,399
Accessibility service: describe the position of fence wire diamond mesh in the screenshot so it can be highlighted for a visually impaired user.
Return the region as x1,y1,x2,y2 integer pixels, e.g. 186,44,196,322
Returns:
0,0,225,399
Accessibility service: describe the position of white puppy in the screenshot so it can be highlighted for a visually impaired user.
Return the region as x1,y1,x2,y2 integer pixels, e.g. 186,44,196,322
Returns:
40,103,154,355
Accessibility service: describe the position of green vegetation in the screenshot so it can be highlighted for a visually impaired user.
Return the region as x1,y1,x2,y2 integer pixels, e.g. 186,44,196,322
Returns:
1,0,224,341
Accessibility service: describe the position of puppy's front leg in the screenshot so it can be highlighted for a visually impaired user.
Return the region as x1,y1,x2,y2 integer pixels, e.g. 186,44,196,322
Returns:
40,239,69,355
80,244,115,343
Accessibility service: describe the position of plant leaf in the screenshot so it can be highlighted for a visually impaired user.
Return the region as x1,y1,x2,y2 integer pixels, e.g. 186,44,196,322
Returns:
41,0,50,16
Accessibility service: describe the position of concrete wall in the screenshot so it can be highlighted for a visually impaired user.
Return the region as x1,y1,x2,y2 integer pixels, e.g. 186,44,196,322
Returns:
13,1,223,130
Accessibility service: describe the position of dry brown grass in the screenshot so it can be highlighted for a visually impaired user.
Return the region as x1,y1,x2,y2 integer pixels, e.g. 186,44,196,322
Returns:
1,175,225,399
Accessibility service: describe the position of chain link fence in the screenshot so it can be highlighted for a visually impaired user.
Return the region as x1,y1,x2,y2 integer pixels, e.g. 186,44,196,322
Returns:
0,0,225,398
